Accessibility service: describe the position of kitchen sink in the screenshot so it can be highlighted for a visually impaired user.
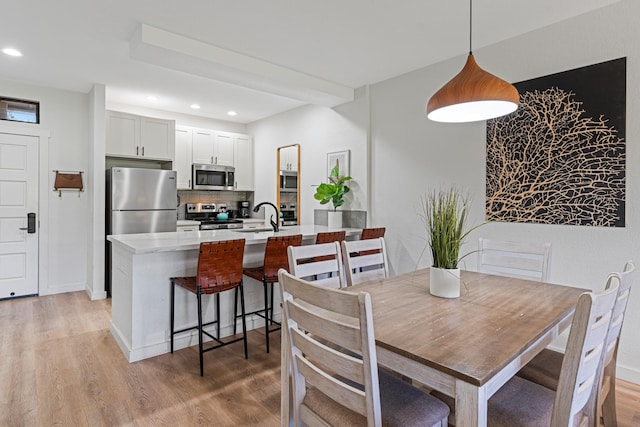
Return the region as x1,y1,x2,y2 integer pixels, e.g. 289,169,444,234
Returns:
232,228,276,233
231,227,289,233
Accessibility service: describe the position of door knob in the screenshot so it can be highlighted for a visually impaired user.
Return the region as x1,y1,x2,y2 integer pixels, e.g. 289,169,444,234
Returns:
21,213,36,233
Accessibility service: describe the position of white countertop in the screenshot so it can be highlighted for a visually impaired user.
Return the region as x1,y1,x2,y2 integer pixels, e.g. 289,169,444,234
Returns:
107,225,361,255
177,220,200,226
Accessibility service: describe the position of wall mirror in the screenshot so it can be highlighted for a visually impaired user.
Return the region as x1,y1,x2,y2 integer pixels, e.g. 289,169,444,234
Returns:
277,144,300,226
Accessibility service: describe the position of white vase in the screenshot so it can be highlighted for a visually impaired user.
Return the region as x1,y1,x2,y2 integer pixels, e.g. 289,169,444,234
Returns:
327,211,343,228
429,267,461,298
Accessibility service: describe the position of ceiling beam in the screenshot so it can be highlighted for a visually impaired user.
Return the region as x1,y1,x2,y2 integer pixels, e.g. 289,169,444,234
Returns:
130,24,354,107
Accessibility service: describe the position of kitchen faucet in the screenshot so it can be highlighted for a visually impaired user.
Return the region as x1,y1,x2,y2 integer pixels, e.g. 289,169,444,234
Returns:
253,202,280,232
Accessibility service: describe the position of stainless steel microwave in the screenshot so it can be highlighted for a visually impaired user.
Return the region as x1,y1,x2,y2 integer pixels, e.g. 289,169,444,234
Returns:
280,170,298,192
192,164,235,190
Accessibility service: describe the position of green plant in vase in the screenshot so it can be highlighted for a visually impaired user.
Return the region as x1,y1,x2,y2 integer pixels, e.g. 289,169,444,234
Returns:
314,164,352,211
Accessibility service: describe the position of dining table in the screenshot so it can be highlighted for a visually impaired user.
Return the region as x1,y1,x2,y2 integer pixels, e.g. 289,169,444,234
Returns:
280,268,587,427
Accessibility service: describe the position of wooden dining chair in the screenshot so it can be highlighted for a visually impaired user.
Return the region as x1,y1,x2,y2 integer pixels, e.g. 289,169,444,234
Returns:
342,237,389,286
287,242,346,289
486,280,619,426
517,260,635,426
278,269,450,427
240,234,303,353
477,237,551,281
170,239,247,376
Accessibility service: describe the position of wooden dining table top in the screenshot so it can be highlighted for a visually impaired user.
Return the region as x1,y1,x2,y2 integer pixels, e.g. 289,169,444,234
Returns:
349,268,587,387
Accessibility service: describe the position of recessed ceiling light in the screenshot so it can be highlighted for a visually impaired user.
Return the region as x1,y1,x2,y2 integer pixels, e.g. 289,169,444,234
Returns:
227,111,237,116
190,104,200,110
146,95,158,101
2,48,23,57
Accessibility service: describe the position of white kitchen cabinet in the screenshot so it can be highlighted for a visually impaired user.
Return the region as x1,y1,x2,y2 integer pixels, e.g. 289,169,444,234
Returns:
191,129,235,166
279,145,298,172
214,132,235,166
175,126,254,191
106,111,175,161
140,117,174,159
191,129,214,165
175,126,193,190
234,134,254,191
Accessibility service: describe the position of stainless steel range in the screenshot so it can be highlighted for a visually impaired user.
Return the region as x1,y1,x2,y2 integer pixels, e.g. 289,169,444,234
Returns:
185,203,243,230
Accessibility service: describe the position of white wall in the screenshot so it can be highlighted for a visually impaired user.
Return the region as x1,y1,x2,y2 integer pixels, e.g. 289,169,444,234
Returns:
248,88,369,225
247,0,640,384
0,78,90,295
370,0,640,382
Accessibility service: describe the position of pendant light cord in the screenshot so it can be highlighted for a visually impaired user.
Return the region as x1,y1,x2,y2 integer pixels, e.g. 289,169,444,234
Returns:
469,0,473,54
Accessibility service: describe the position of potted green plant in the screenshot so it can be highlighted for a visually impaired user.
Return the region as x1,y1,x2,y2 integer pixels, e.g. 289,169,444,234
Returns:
421,187,481,298
314,163,352,228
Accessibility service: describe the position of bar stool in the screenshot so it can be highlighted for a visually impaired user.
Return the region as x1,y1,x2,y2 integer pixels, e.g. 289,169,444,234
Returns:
170,239,247,376
239,234,303,353
315,230,346,244
361,227,385,240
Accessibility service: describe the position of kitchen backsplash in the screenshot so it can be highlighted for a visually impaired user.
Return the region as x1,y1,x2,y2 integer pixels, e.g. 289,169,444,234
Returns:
177,190,255,219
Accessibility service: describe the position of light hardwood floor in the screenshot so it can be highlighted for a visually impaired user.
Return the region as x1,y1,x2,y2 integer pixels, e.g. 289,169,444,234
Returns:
1,291,639,426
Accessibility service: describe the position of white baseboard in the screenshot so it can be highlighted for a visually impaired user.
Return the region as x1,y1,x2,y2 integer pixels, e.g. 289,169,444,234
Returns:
85,286,107,301
108,312,281,363
39,281,85,296
617,364,640,385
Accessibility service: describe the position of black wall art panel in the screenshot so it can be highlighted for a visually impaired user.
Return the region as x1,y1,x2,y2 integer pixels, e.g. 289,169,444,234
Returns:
486,57,626,227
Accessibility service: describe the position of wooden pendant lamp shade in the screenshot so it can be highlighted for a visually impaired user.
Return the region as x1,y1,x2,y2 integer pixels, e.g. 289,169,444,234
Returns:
426,53,519,122
426,0,519,123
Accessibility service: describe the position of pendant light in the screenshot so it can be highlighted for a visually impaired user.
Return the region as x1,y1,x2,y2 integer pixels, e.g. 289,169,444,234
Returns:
426,0,519,123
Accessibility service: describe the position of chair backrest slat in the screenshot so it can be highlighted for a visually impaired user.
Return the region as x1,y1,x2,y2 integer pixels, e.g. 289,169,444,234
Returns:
288,242,345,289
279,270,381,425
342,238,389,286
602,261,635,367
477,238,551,282
552,282,619,426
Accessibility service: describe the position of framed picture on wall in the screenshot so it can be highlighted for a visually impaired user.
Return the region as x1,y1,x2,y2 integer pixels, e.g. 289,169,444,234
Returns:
327,150,350,179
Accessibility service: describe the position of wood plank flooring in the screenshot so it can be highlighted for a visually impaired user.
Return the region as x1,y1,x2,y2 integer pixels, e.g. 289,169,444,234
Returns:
1,291,639,426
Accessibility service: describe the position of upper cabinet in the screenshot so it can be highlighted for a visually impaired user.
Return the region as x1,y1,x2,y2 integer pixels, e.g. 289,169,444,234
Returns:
175,126,193,190
106,111,175,161
279,145,298,172
176,125,253,191
214,132,235,167
192,129,235,166
234,135,254,191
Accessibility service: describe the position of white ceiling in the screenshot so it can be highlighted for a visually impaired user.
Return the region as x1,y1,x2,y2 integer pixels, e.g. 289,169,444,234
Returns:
1,0,620,124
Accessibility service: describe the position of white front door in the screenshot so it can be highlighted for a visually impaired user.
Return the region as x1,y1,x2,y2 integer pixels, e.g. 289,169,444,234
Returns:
0,132,39,298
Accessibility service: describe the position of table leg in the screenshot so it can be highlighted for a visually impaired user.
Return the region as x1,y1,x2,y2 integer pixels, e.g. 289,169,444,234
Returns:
455,379,487,427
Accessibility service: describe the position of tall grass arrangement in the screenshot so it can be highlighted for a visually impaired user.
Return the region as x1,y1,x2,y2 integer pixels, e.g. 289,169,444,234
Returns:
421,188,481,269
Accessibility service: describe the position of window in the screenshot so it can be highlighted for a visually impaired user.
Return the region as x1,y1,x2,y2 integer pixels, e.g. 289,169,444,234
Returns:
0,97,39,124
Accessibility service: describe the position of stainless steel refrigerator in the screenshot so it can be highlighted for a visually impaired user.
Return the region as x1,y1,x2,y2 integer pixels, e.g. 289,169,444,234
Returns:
106,167,177,294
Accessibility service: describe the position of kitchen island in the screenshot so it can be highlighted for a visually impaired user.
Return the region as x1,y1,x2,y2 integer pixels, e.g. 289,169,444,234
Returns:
107,225,360,362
